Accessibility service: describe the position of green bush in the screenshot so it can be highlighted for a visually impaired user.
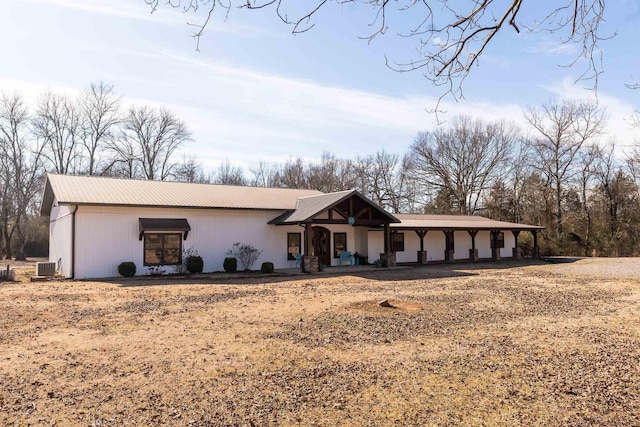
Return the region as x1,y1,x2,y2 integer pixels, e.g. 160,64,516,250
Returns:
118,262,136,277
223,257,237,273
260,262,274,273
186,255,204,274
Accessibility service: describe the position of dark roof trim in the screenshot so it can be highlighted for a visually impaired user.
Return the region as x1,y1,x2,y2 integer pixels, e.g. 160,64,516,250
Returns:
139,218,191,240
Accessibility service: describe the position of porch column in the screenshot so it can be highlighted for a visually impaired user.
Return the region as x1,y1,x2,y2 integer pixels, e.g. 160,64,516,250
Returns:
443,230,454,262
491,230,501,260
303,223,312,256
512,230,521,259
532,230,540,258
468,230,478,261
302,223,318,273
380,224,396,267
415,230,428,264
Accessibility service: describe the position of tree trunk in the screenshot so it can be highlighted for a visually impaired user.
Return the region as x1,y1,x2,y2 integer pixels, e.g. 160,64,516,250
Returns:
556,182,563,236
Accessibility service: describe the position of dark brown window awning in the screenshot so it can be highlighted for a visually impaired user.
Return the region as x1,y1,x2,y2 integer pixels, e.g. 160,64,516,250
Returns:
139,218,191,240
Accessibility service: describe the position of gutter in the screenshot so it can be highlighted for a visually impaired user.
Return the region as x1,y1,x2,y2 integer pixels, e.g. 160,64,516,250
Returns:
71,205,78,279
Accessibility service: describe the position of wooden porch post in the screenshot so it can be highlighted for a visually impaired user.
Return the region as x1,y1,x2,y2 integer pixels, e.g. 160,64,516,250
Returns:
380,223,396,267
415,230,428,264
491,230,501,260
532,230,540,258
512,230,521,259
302,223,319,272
443,230,454,262
303,223,312,256
468,230,478,261
383,223,391,254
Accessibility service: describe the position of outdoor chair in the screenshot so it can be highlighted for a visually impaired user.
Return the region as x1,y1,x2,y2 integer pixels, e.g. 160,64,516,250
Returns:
339,251,353,266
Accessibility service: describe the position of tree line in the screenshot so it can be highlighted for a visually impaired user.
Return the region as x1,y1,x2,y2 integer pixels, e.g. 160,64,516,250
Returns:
2,83,640,259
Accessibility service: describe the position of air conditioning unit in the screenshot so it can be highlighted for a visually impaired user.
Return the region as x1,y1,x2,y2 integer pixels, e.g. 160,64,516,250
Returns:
36,262,56,277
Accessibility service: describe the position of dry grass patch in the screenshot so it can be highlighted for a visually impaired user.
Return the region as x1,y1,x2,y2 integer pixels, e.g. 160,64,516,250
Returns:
1,259,639,426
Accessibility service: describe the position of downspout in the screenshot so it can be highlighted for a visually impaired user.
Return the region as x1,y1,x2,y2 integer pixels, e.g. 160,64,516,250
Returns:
70,205,78,279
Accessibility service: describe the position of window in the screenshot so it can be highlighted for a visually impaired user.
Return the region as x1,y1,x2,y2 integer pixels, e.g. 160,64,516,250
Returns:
287,233,301,260
490,232,505,249
392,232,405,252
144,233,182,266
333,232,347,258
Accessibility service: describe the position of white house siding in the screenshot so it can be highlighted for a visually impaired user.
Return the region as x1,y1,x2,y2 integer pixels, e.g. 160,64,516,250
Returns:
48,201,74,278
71,206,305,279
477,231,493,259
454,231,472,260
365,228,524,265
64,206,365,279
425,232,446,262
394,231,416,263
353,227,369,260
474,231,516,259
367,230,384,263
324,224,358,266
502,232,516,258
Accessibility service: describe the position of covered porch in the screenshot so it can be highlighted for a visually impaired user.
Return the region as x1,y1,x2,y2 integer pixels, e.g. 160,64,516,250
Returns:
269,190,400,272
385,214,544,264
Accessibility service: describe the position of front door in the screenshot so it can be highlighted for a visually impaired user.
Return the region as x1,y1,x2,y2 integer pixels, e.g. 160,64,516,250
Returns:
312,226,331,267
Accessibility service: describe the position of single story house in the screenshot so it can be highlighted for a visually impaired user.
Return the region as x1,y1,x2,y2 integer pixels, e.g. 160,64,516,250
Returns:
40,174,544,279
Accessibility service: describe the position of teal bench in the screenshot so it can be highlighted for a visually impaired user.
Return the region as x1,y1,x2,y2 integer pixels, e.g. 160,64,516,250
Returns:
339,251,353,266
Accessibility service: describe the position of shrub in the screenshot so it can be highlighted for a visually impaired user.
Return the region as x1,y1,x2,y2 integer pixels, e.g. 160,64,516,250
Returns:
176,247,201,274
118,262,136,277
186,255,204,274
223,257,237,273
260,262,274,273
227,243,263,271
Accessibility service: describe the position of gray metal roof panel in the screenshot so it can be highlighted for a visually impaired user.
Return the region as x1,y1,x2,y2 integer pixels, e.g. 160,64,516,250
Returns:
41,174,323,215
391,213,544,230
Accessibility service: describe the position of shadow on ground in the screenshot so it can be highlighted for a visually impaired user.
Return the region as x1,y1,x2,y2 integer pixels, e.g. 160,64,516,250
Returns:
105,258,550,287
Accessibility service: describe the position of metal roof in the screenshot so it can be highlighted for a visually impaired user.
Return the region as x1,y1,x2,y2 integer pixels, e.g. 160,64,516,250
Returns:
40,174,323,215
391,214,544,231
268,190,400,225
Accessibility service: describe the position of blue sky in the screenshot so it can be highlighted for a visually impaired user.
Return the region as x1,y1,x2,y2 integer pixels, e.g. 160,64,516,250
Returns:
2,0,640,173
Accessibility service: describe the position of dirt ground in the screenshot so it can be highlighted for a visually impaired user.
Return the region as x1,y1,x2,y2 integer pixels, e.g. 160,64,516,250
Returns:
1,258,639,426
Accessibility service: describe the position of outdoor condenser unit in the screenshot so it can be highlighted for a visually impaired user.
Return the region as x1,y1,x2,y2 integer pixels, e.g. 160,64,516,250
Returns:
36,262,56,277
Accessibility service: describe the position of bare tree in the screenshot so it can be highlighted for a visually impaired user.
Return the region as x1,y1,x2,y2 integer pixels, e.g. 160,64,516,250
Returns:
213,160,246,185
104,133,140,179
145,1,608,102
0,92,46,260
248,160,279,187
78,82,121,175
33,91,82,174
119,106,192,181
354,150,416,213
409,116,515,215
525,98,605,236
305,152,356,193
173,154,211,183
273,157,307,189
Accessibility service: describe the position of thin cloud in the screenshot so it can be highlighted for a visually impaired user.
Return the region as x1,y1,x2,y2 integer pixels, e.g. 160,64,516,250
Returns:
527,40,579,57
23,0,260,34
